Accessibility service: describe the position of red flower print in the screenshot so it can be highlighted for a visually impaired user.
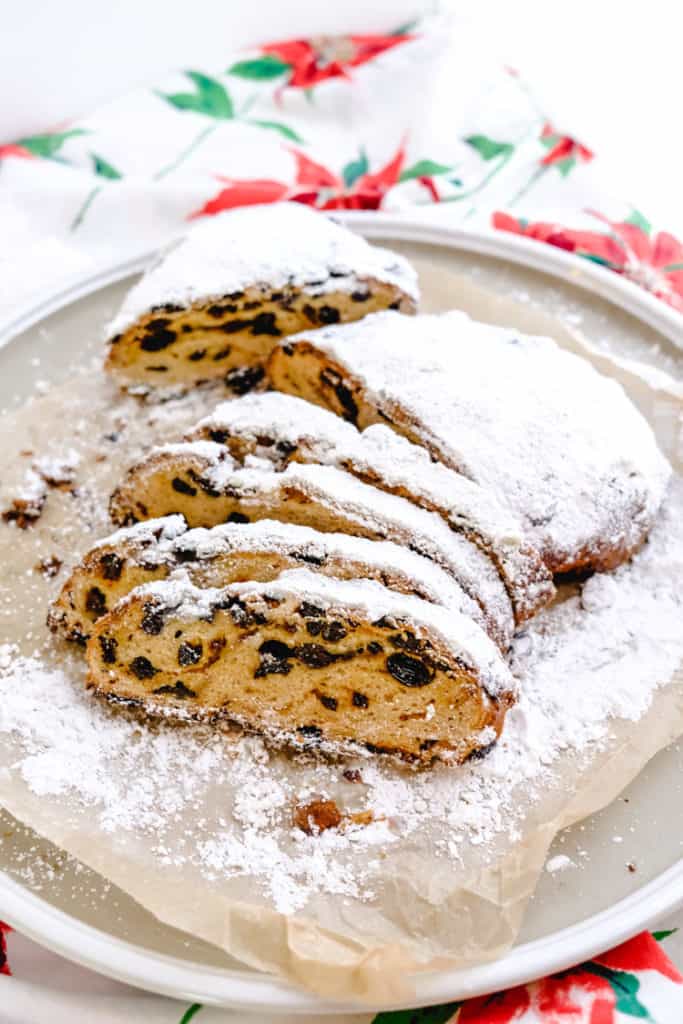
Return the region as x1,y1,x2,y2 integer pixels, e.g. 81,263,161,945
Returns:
492,210,683,312
540,122,594,172
596,930,683,984
458,984,531,1022
0,921,12,976
229,30,414,91
0,144,33,161
189,145,431,218
458,970,616,1023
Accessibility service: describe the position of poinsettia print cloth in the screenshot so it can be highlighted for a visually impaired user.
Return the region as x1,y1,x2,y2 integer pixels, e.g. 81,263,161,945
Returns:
1,927,682,1022
0,13,681,318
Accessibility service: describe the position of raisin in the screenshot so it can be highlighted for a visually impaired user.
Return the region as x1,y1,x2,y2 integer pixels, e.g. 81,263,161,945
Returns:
352,691,369,708
302,304,318,324
129,656,158,679
319,368,357,423
298,601,325,618
147,365,168,373
318,305,340,325
140,326,176,352
298,725,322,738
152,303,183,313
189,349,207,361
178,641,203,666
343,768,363,783
153,681,197,699
389,300,401,310
225,365,265,395
373,616,395,630
98,635,118,664
171,477,197,496
228,511,249,523
250,312,281,336
467,739,498,762
276,439,296,457
255,638,294,678
306,620,323,636
386,652,433,687
296,643,335,668
260,639,293,659
206,302,237,317
322,621,346,642
243,300,260,310
141,603,165,635
367,641,383,654
212,345,232,362
316,692,338,711
174,547,198,563
208,429,229,444
85,587,107,616
351,290,370,302
100,552,124,581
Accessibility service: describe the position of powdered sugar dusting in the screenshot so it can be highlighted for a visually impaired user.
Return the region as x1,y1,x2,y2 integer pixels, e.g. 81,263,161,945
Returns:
106,204,419,337
285,311,672,568
94,515,478,617
1,480,682,915
191,392,554,620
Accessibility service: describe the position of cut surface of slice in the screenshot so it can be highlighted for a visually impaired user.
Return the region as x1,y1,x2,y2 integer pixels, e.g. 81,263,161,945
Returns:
109,447,514,649
188,392,555,621
87,569,515,766
268,310,672,574
49,517,478,643
104,204,418,390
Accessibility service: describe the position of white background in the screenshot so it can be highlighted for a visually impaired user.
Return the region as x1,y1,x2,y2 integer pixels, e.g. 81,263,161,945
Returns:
2,0,682,229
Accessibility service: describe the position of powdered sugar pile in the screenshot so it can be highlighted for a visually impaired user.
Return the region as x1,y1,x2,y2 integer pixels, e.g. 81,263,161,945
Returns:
106,203,419,338
1,479,682,916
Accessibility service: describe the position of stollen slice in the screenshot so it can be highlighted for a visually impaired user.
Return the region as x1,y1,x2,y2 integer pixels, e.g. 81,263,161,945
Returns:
86,568,516,766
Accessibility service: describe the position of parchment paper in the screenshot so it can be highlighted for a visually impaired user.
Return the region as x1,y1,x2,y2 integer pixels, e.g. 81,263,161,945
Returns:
0,264,682,1004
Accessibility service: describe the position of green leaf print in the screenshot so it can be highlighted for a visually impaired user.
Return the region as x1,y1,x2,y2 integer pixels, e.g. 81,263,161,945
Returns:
178,1004,202,1024
653,929,678,941
247,119,304,142
400,159,452,181
585,963,652,1019
160,71,234,119
16,128,87,160
91,153,122,179
342,149,369,188
228,54,290,80
372,1002,461,1024
625,209,652,235
464,134,514,161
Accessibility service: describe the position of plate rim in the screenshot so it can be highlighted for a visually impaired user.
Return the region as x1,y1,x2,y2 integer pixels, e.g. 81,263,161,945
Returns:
0,213,681,1014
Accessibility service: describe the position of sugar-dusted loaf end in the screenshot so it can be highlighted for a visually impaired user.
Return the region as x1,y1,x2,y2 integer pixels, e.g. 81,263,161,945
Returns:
104,204,418,391
86,568,516,766
268,310,672,575
48,516,484,645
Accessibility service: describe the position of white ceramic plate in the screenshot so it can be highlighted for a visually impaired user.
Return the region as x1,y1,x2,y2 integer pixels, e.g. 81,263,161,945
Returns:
1,217,682,1015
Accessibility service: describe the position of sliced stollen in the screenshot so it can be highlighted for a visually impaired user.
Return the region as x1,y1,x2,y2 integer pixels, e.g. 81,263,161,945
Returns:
109,445,514,650
268,310,672,575
48,516,479,644
86,568,516,766
104,203,418,391
188,392,555,622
